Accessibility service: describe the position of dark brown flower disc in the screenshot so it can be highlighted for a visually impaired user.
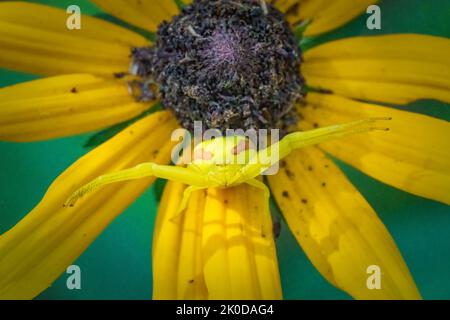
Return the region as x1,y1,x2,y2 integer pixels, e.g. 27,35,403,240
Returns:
132,0,304,132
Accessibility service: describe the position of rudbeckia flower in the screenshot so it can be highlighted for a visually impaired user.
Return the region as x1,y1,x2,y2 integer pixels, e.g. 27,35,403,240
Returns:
0,0,449,300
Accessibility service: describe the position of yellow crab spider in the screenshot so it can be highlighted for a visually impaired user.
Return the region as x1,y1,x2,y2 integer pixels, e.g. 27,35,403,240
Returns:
64,118,390,224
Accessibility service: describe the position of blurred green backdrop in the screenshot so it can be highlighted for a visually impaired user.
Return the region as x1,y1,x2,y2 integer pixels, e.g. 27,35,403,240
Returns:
0,0,449,300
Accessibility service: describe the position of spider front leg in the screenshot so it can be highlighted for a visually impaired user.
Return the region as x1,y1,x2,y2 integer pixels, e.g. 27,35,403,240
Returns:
276,117,391,160
232,117,391,183
64,163,208,207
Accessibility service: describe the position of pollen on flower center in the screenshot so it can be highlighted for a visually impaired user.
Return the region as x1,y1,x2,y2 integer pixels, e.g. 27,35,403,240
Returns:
131,0,304,132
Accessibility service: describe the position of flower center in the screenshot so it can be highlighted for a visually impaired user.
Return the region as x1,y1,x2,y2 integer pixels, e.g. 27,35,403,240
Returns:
131,0,304,132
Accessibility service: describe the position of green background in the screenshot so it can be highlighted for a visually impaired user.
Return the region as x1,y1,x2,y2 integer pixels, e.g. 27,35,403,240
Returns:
0,0,449,300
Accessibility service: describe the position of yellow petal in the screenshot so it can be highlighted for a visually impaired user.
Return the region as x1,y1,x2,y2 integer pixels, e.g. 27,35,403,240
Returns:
268,147,421,299
299,93,450,205
303,34,450,104
152,181,209,300
275,0,378,36
0,74,153,142
0,1,148,76
91,0,180,32
0,111,178,300
153,182,282,300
